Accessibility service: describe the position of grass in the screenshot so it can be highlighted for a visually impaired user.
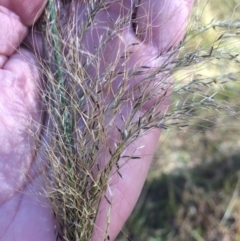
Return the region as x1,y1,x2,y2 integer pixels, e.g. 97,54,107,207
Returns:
35,0,178,240
30,0,240,240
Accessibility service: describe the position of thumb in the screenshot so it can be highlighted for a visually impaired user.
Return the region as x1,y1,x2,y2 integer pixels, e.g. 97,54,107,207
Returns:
0,1,46,67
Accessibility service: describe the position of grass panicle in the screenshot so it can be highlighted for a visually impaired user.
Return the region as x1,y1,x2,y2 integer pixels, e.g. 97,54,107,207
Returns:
29,0,240,240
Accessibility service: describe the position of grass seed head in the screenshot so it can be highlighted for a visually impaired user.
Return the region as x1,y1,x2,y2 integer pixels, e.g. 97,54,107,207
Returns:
29,0,240,240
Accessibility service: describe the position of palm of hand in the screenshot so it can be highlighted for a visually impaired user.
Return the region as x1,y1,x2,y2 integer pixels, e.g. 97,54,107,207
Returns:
0,1,193,240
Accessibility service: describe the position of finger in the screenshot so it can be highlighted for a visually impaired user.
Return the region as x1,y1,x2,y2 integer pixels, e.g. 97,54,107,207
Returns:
92,98,170,241
1,0,47,26
0,6,27,67
0,1,47,67
92,136,159,241
136,0,194,51
81,0,135,72
105,0,135,22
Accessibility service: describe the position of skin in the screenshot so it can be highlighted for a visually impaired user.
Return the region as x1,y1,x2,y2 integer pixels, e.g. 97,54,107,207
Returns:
0,0,194,240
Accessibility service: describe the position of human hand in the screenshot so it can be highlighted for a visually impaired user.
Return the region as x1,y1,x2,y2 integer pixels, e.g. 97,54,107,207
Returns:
0,0,193,240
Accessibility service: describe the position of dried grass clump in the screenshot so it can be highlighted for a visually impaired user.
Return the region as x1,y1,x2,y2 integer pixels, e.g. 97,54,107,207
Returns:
31,0,240,240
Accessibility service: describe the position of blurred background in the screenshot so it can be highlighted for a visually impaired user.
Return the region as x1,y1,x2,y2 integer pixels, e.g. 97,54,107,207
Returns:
117,0,240,240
